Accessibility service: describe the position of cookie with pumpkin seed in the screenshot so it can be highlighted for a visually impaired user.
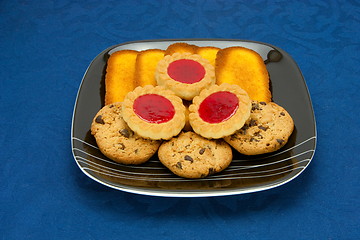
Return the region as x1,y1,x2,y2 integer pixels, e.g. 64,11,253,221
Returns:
91,102,161,165
158,131,232,178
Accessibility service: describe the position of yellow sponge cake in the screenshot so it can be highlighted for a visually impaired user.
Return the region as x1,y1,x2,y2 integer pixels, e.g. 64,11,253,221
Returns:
135,49,165,87
105,50,138,105
215,47,271,102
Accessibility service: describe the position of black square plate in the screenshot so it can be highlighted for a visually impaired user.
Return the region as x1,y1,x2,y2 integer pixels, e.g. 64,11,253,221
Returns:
71,39,316,197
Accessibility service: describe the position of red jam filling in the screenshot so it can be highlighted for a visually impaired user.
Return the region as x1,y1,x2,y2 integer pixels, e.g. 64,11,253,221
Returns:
133,94,175,124
167,59,205,84
198,91,239,123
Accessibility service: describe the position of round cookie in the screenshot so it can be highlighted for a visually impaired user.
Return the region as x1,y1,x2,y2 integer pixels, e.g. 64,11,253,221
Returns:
224,101,294,155
122,85,186,140
91,102,161,165
155,52,215,100
158,131,233,178
188,83,252,139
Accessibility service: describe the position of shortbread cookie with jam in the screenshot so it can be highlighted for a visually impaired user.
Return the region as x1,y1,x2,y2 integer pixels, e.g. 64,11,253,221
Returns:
189,83,252,139
122,85,186,140
224,101,294,155
91,102,161,165
158,131,233,178
155,52,215,100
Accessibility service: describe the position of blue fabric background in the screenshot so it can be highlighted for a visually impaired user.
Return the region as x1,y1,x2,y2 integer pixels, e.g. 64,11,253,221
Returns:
1,0,359,239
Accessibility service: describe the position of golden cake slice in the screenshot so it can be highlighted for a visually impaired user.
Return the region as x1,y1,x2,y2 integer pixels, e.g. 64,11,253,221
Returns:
134,49,165,87
195,46,220,67
215,47,272,102
165,42,198,55
105,50,138,105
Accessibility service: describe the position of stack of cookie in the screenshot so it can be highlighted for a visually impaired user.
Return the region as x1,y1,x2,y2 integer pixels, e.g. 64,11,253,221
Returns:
91,43,294,179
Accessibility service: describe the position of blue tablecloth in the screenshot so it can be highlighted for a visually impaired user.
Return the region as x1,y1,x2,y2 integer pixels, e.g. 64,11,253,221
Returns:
1,0,359,239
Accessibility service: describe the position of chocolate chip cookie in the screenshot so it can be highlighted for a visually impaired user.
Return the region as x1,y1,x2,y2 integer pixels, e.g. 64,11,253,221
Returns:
224,101,294,155
91,102,161,164
158,131,233,178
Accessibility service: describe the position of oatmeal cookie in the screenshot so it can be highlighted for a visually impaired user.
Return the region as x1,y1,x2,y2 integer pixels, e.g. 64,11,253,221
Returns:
91,102,161,164
224,101,294,155
158,131,233,178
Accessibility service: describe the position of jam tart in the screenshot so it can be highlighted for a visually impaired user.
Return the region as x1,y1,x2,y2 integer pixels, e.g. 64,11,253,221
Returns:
122,85,186,140
189,83,252,139
155,52,215,100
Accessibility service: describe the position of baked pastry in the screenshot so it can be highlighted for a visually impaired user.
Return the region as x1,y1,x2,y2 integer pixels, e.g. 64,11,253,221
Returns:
156,52,215,100
122,85,186,140
91,102,161,164
158,131,233,178
196,46,220,67
134,49,165,87
165,43,219,67
164,42,198,55
215,46,272,102
105,50,138,105
189,83,252,139
224,101,294,155
182,100,193,132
